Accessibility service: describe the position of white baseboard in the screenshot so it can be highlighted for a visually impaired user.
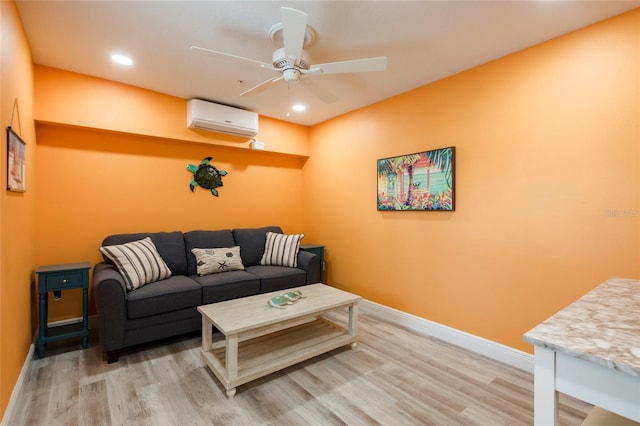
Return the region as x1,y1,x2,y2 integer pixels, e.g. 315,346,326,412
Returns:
360,299,534,373
1,344,34,426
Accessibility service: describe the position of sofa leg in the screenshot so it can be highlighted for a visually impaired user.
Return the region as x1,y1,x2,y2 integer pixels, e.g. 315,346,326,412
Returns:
107,350,120,363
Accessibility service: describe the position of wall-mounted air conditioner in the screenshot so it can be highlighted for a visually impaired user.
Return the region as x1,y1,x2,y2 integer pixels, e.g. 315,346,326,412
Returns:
186,99,258,138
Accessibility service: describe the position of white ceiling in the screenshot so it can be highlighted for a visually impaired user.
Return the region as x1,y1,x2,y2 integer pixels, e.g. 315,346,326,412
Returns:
16,1,640,126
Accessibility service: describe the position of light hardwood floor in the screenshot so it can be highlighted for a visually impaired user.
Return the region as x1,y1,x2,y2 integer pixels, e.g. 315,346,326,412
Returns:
7,311,591,425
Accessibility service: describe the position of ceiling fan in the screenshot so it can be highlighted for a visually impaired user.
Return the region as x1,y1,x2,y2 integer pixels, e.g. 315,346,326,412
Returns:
191,7,387,103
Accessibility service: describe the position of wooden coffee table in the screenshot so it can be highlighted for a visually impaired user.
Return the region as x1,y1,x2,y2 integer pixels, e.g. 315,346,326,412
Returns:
198,283,361,397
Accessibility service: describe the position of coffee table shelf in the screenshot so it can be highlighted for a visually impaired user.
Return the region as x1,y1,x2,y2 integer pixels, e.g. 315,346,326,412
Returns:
198,283,361,397
201,318,354,393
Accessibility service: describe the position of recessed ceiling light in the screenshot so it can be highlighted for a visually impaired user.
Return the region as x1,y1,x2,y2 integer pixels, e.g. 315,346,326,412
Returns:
292,104,306,112
111,54,133,66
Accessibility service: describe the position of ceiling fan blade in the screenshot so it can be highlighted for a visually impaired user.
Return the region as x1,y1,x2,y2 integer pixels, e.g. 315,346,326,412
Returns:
308,56,387,75
281,7,307,61
300,78,338,104
190,46,275,71
240,76,283,97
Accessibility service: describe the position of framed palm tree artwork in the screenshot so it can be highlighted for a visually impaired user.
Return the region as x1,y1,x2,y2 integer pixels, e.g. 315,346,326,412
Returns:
377,146,455,211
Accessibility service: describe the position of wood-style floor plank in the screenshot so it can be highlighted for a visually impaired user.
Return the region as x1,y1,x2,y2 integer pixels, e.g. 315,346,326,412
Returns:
6,310,591,425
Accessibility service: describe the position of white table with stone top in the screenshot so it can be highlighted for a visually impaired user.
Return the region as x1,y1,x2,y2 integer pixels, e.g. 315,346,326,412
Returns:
198,283,361,397
524,277,640,425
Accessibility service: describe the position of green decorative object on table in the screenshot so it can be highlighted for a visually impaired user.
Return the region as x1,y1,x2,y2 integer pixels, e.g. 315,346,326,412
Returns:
284,290,306,301
268,295,293,309
268,290,306,308
187,156,228,196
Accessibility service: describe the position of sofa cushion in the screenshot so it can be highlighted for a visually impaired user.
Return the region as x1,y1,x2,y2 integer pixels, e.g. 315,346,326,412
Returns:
191,247,244,276
260,232,304,268
102,232,188,276
99,237,172,291
192,271,260,304
232,226,282,267
184,230,235,275
126,275,202,319
244,265,306,293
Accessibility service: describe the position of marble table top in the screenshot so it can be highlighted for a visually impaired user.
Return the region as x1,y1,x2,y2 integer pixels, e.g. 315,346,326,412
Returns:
524,277,640,377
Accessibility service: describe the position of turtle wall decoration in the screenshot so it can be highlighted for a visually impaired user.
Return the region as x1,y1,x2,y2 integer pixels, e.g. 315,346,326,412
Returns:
187,157,228,196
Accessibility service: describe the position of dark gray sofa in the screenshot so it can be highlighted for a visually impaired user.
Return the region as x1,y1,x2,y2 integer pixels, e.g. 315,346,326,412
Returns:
93,226,320,363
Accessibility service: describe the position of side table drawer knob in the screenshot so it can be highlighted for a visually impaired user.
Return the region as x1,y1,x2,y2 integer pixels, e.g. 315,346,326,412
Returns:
62,279,67,284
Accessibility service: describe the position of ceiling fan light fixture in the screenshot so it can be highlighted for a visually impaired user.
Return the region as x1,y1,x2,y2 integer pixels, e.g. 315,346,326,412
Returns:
282,68,301,82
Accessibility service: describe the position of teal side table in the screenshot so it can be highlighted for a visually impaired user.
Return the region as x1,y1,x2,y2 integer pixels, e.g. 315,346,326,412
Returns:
300,244,325,282
36,262,91,358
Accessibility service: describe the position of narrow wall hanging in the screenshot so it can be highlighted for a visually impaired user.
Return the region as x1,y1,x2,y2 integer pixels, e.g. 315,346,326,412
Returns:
187,157,228,196
377,146,455,211
7,126,26,192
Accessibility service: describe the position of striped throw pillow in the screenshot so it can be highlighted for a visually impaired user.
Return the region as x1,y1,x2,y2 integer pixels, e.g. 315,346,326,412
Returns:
99,237,172,290
259,232,304,268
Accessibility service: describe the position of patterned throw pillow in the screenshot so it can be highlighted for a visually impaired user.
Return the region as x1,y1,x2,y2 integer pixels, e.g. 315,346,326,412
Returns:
99,237,172,291
259,232,304,268
191,246,245,276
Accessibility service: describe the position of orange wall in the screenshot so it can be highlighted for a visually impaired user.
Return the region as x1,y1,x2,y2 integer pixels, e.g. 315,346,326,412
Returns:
0,0,37,419
34,124,306,271
303,10,640,353
35,66,310,157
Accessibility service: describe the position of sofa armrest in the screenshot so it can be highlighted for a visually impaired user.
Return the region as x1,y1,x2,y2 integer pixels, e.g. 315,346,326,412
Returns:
93,262,128,355
297,251,321,284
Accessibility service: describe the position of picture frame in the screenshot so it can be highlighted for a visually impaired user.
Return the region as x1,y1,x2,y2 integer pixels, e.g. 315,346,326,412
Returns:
377,146,455,211
7,126,26,192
